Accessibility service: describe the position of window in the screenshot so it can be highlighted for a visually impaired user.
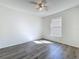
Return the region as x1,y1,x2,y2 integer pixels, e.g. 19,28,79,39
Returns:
50,17,62,37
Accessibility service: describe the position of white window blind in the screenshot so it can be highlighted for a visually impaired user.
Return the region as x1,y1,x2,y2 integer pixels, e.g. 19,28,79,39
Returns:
50,17,62,37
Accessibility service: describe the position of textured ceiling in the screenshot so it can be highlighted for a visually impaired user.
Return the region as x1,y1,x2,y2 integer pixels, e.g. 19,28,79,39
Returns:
0,0,79,17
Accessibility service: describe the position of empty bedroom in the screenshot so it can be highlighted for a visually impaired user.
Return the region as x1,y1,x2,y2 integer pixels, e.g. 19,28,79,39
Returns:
0,0,79,59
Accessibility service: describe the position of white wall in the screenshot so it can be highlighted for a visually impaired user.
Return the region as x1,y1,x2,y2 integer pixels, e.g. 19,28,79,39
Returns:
62,6,78,47
43,6,79,48
0,5,42,49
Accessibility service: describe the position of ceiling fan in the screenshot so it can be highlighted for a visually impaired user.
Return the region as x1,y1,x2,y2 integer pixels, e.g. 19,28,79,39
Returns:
29,0,48,11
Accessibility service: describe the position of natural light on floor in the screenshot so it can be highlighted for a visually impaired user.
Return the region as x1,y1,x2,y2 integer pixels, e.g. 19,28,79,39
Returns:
33,40,52,44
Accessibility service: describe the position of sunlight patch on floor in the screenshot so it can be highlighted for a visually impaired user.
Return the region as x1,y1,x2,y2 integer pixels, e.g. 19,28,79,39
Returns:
33,40,52,44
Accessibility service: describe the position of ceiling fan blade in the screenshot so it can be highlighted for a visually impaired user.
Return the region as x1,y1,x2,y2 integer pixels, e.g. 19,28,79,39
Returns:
29,1,37,4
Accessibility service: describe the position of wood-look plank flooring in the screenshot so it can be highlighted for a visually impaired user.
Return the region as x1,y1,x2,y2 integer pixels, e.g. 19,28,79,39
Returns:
0,40,79,59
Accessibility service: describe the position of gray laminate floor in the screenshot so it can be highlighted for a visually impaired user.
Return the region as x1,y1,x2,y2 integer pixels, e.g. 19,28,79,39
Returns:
0,40,79,59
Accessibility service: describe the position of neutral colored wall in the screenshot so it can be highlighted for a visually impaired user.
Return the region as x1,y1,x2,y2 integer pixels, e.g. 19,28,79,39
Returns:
62,6,78,47
0,5,42,49
43,6,79,48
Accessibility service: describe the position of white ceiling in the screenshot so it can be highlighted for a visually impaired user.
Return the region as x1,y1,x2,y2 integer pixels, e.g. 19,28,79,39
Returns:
0,0,79,17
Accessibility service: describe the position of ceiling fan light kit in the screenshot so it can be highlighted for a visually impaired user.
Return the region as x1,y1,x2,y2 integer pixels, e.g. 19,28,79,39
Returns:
30,0,48,11
36,0,47,11
35,2,47,11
